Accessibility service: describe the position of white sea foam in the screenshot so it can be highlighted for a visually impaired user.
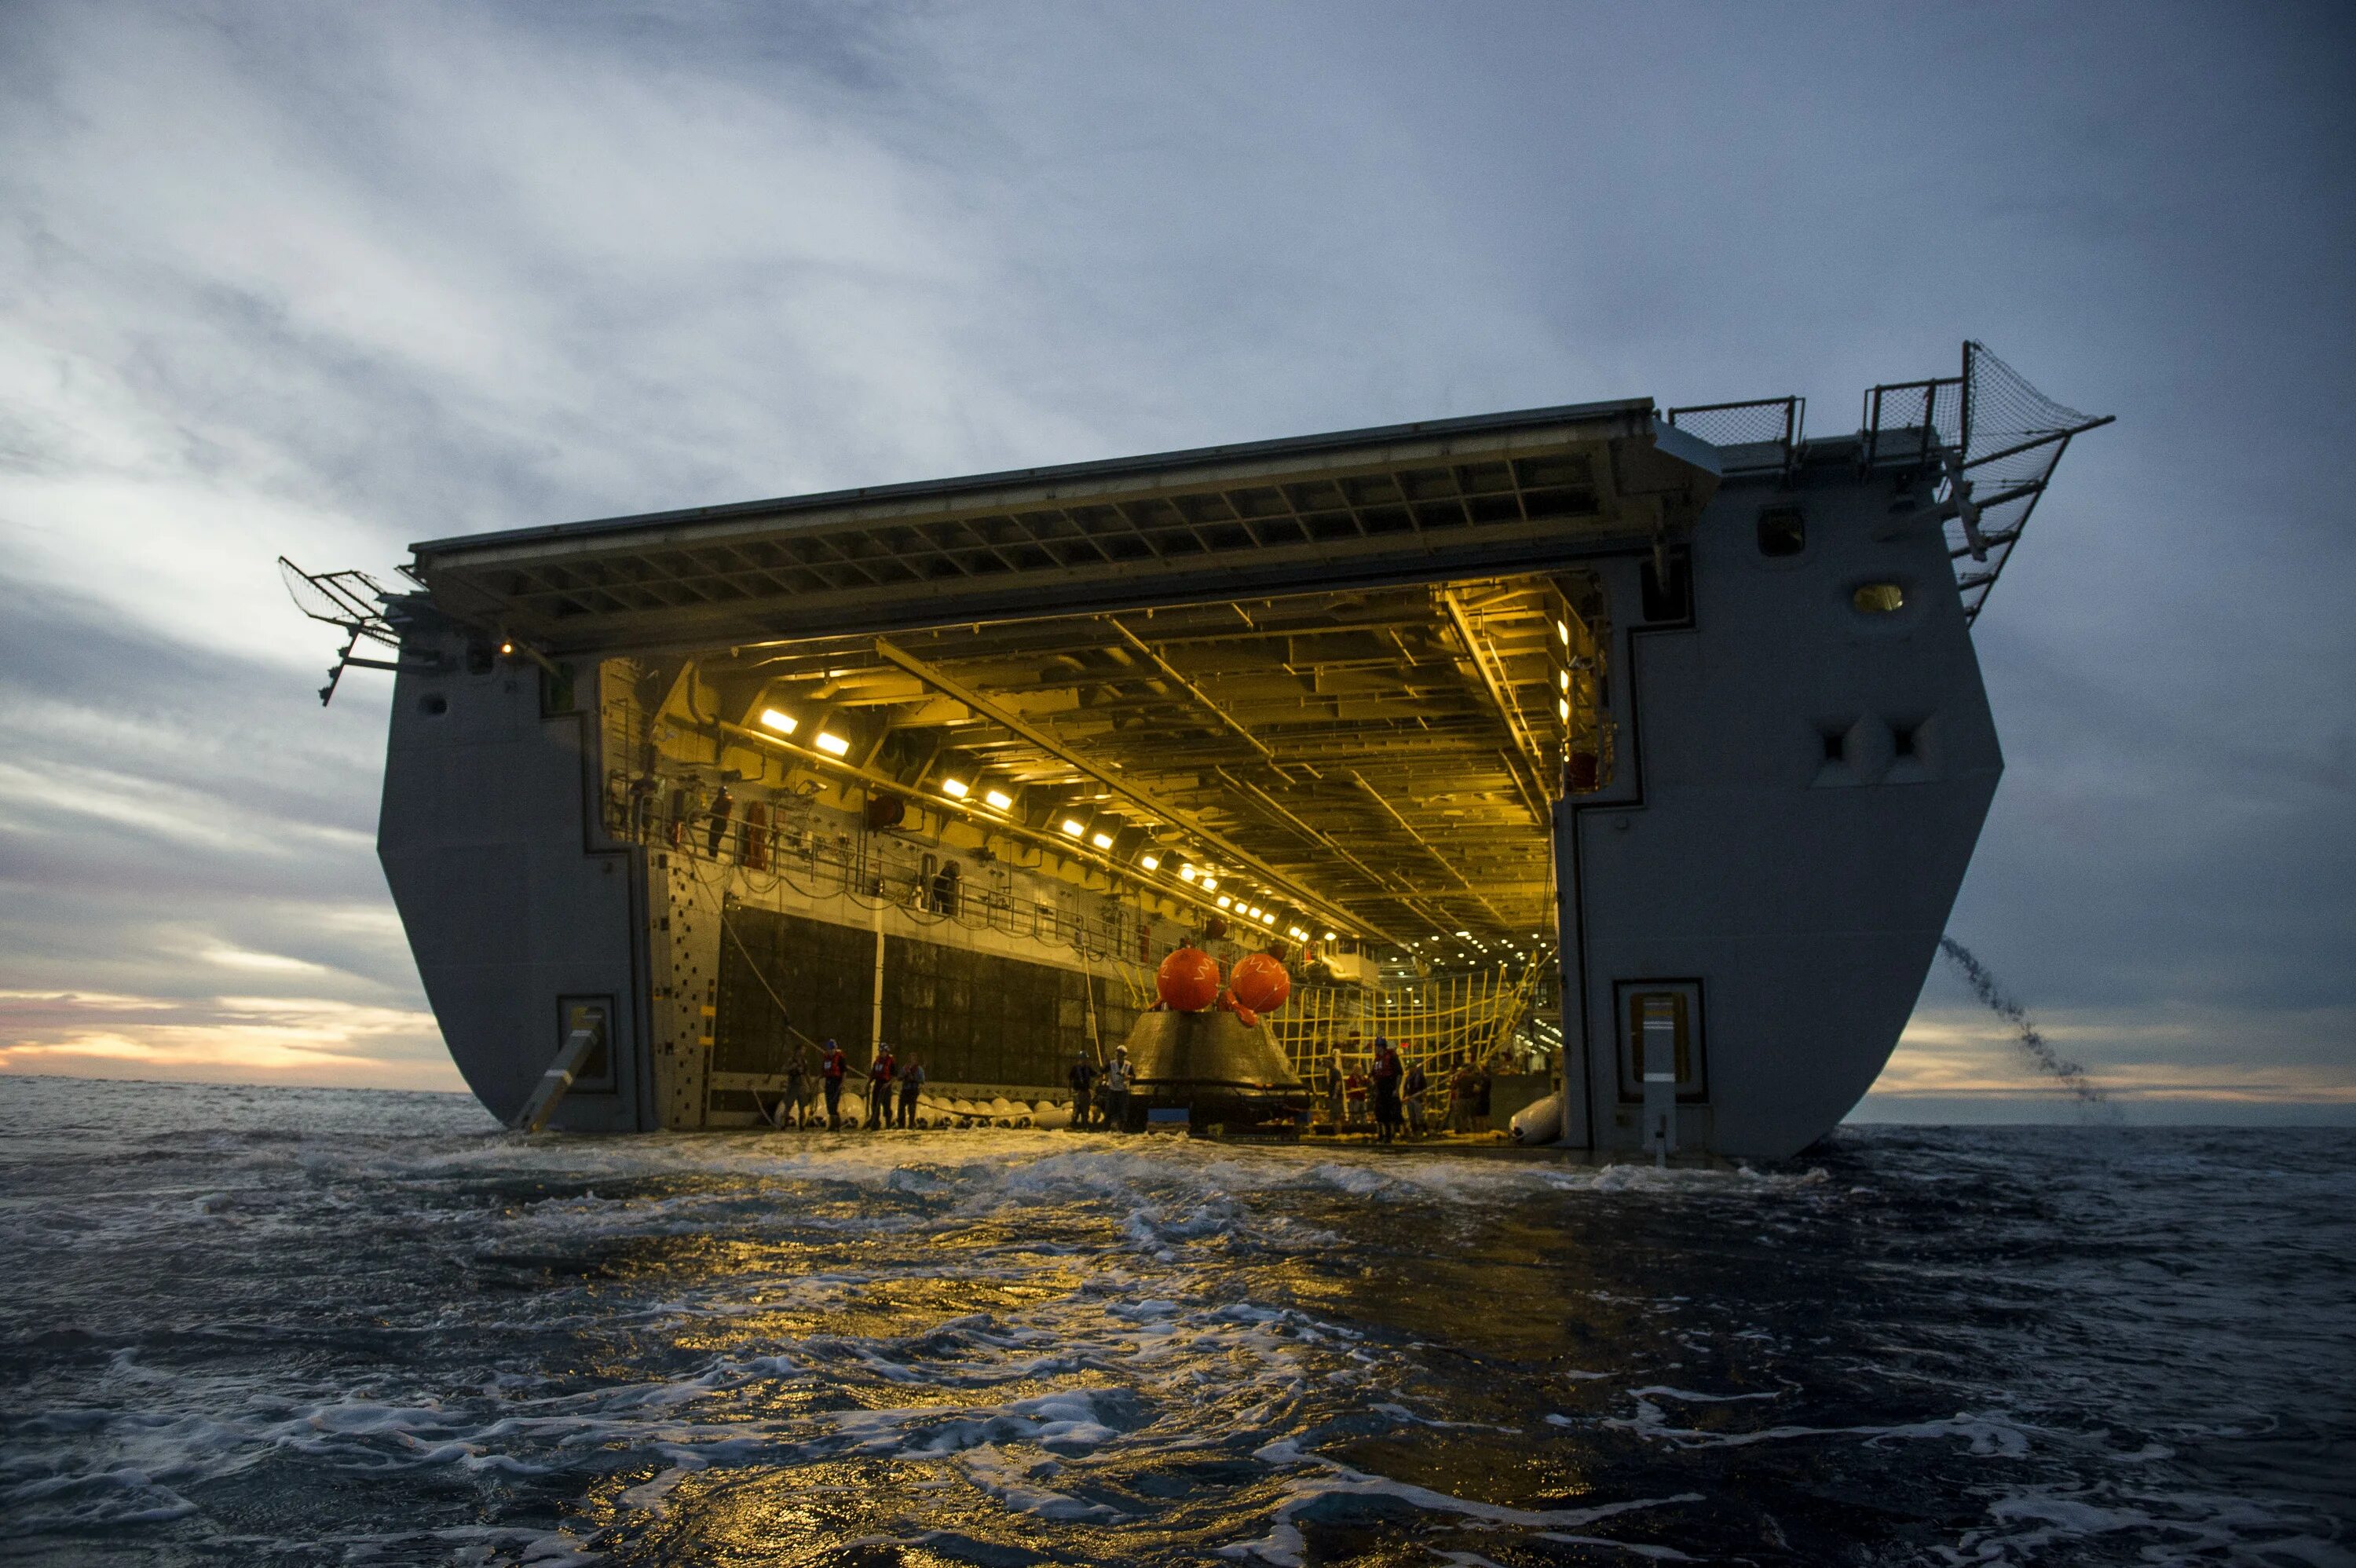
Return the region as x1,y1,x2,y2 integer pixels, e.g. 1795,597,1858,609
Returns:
1573,1387,2042,1457
1221,1445,1701,1566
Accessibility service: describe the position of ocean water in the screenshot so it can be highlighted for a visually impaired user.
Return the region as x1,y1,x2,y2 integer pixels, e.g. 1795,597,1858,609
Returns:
1,1077,2348,1566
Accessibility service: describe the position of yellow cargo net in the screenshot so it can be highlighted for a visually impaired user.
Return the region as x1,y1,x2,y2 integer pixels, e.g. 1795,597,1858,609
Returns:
1267,962,1540,1079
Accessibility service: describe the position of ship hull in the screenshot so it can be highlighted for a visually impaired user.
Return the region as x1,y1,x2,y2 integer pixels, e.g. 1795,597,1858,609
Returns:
374,387,2035,1158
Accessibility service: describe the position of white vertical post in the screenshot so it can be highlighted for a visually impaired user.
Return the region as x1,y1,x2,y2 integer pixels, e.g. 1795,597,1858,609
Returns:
1641,994,1677,1166
869,896,886,1069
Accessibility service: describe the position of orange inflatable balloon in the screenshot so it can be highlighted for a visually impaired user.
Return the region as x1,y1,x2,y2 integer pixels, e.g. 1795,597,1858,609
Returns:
1229,952,1291,1014
1156,946,1222,1012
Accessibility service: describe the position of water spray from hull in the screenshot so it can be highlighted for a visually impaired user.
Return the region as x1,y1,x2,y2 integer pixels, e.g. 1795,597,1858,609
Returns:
1937,937,2107,1108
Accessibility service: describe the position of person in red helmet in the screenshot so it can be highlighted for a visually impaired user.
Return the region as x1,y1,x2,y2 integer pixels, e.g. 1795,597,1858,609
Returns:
820,1038,849,1130
866,1043,897,1130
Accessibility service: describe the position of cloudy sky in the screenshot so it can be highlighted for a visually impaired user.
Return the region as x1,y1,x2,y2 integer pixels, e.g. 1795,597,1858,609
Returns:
2,1,2349,1120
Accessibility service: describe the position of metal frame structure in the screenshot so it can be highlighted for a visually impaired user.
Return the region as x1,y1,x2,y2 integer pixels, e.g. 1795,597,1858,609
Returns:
1859,342,2113,620
403,403,1716,954
407,400,1714,653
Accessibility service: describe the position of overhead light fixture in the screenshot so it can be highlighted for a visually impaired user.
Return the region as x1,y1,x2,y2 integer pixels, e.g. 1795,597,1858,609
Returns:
1323,931,1337,941
1061,818,1085,837
984,788,1013,811
1140,853,1161,871
1217,895,1232,909
814,731,850,757
1456,930,1471,938
759,707,798,735
1178,865,1197,883
1557,620,1570,645
499,640,515,656
939,777,968,799
1091,831,1114,850
1558,697,1571,722
1201,877,1217,892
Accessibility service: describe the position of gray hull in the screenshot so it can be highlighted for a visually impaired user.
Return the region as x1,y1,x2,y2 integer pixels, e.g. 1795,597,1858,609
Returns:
1554,476,2000,1157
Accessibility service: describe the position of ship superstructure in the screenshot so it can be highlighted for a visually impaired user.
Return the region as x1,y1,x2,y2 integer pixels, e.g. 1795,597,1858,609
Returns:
345,343,2102,1157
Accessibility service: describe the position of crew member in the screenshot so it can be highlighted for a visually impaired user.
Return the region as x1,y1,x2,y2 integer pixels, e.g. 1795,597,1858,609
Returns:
897,1058,925,1128
784,1047,811,1130
1103,1045,1132,1132
866,1043,897,1129
1370,1035,1402,1144
821,1038,849,1130
1448,1061,1477,1135
1067,1051,1099,1130
1401,1048,1428,1139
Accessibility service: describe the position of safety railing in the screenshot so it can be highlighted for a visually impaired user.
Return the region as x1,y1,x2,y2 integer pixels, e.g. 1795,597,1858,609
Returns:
1858,342,2112,621
1666,396,1805,479
607,768,1162,969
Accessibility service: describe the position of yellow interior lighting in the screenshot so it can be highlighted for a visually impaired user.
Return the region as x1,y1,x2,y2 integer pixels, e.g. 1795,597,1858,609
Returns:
984,788,1013,811
759,707,798,735
1090,831,1114,850
1216,895,1232,908
1061,818,1085,837
814,731,850,756
939,777,968,799
1178,865,1196,883
1140,853,1161,871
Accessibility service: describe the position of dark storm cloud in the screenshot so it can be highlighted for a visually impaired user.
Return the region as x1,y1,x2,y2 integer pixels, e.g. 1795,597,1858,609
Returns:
1,0,2349,1108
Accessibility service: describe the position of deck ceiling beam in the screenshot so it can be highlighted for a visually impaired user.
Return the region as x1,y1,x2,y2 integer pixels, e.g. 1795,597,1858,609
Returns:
1103,618,1287,773
1440,590,1550,824
871,637,1401,947
1347,770,1516,928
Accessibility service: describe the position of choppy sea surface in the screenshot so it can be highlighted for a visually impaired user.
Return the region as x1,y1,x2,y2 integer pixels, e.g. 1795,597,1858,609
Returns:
1,1077,2349,1566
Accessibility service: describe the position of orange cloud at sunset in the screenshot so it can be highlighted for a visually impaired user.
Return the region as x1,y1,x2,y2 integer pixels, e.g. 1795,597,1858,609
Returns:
0,989,461,1091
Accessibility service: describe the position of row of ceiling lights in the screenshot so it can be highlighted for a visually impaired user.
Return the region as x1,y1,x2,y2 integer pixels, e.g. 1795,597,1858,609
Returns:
757,613,1586,951
758,704,1336,948
1407,929,1555,965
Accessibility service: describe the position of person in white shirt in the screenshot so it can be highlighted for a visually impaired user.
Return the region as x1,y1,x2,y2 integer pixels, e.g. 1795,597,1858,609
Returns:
1102,1046,1132,1131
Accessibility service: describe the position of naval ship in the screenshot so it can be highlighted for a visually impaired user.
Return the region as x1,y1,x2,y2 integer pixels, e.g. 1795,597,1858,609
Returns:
292,342,2104,1158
